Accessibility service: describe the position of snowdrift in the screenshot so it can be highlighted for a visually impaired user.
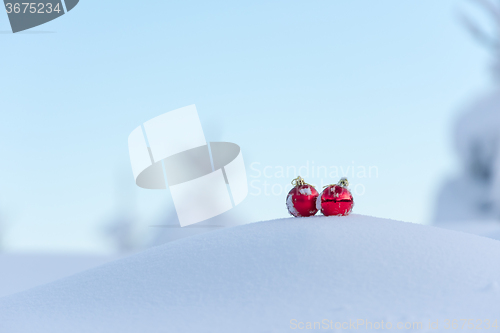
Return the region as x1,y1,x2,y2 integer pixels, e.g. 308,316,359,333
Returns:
0,254,118,298
1,215,500,333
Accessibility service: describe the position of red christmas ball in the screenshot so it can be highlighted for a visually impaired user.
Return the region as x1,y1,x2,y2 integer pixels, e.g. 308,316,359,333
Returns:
318,178,354,216
286,177,319,217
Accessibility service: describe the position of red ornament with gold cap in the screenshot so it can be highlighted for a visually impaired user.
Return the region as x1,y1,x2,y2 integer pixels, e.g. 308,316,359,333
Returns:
317,177,354,216
286,176,319,217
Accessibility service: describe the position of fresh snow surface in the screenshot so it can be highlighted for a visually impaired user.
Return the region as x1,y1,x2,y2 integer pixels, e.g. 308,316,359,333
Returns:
435,219,500,241
1,215,500,333
0,254,118,298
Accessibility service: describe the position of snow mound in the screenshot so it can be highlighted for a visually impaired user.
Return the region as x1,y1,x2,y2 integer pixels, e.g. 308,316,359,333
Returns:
1,215,500,333
0,254,118,298
435,219,500,241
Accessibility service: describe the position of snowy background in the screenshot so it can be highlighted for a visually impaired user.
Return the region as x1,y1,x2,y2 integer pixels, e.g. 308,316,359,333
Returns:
2,215,500,333
1,0,500,303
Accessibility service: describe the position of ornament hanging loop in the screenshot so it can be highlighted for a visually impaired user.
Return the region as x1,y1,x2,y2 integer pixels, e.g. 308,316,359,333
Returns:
291,176,306,187
338,177,349,187
323,177,349,188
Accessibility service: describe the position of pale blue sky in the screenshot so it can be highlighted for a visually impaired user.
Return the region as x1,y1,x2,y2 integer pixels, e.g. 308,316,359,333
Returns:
0,0,494,253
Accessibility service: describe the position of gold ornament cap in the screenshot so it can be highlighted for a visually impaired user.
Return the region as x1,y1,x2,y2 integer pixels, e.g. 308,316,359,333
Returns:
337,177,349,187
323,177,349,188
291,176,307,187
